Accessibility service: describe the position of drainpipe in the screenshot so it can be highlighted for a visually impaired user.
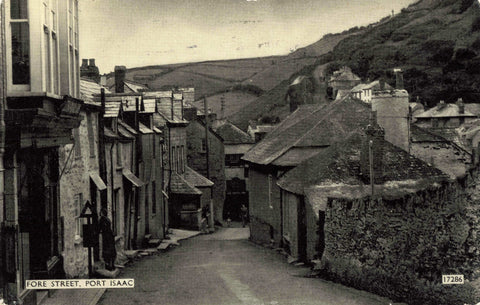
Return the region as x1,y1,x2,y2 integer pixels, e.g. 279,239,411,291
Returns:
0,0,7,300
132,98,140,249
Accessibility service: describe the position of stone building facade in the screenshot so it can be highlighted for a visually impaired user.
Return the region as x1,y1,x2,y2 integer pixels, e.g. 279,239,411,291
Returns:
186,115,226,223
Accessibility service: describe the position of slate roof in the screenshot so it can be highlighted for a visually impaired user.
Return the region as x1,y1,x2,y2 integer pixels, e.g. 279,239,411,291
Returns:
124,80,149,93
410,125,447,143
242,96,371,166
351,80,393,93
170,172,202,195
104,100,121,118
277,132,448,196
415,103,476,118
184,166,214,187
80,78,110,106
141,98,156,113
212,120,254,145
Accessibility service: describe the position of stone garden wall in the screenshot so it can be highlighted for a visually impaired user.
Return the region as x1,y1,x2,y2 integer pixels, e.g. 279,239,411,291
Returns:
321,182,480,305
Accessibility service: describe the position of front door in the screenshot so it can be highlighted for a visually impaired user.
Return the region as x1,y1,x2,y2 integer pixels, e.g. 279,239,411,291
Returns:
18,148,61,280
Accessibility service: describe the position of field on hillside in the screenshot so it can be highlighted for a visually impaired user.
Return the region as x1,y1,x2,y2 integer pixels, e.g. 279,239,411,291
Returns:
241,57,317,91
192,91,259,118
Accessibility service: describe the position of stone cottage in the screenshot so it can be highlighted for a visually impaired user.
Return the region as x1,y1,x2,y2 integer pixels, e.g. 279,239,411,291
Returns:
276,116,480,304
242,96,371,247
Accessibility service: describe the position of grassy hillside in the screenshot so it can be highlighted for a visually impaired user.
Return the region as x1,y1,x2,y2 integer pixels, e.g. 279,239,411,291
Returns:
325,0,480,106
108,0,480,129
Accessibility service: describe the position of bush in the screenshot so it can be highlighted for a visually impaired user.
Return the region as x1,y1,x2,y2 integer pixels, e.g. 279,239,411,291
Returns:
460,0,475,13
472,17,480,32
429,46,455,63
455,48,477,61
471,37,480,50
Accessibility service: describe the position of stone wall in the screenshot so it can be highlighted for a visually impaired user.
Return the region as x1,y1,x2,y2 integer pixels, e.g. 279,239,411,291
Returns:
59,111,99,278
321,182,480,304
248,166,282,246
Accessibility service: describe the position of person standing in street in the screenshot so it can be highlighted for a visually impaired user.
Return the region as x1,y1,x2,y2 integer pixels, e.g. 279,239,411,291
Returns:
241,204,248,228
98,208,117,271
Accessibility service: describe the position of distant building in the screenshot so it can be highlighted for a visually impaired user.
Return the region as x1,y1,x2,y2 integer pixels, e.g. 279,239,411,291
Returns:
152,91,214,229
184,110,226,223
212,119,254,220
351,79,393,103
327,66,361,99
415,99,477,129
247,121,277,143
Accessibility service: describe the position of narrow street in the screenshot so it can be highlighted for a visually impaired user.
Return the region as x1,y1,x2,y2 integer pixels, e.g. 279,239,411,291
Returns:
98,224,390,305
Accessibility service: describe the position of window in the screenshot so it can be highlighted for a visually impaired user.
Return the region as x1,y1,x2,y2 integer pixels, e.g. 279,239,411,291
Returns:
180,145,184,173
152,181,156,215
41,0,60,94
225,154,242,166
10,0,30,85
176,146,180,173
171,146,176,172
200,138,206,152
86,114,95,157
74,193,83,238
68,0,79,97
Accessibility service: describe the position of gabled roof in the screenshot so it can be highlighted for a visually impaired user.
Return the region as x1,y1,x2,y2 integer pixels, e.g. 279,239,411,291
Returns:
242,96,371,166
124,80,149,93
184,166,214,187
80,78,110,106
277,132,448,196
415,103,476,119
170,172,202,195
212,120,254,145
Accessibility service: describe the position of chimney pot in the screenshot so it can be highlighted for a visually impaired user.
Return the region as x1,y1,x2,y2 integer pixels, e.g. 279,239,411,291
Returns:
81,59,88,68
89,58,96,67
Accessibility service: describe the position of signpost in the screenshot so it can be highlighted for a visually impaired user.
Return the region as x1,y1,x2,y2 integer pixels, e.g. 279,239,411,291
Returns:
79,200,97,277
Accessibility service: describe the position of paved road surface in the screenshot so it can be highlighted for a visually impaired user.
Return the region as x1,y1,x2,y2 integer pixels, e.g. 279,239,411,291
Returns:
98,226,390,305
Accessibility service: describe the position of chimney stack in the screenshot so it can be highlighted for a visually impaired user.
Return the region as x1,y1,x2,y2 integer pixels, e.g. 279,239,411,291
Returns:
114,66,126,93
360,111,385,184
394,68,404,90
457,98,465,114
379,78,385,91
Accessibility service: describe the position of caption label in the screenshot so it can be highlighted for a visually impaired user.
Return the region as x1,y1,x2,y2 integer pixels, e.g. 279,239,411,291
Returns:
26,279,135,289
442,274,464,285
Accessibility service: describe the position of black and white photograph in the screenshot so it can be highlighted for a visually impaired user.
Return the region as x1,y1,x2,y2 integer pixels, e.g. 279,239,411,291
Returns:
1,0,480,304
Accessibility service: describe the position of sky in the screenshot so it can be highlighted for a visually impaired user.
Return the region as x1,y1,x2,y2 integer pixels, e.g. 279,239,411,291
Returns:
79,0,417,73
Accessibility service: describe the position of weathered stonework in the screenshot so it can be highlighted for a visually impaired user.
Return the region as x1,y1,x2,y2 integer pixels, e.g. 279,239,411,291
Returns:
321,181,480,304
59,111,99,278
